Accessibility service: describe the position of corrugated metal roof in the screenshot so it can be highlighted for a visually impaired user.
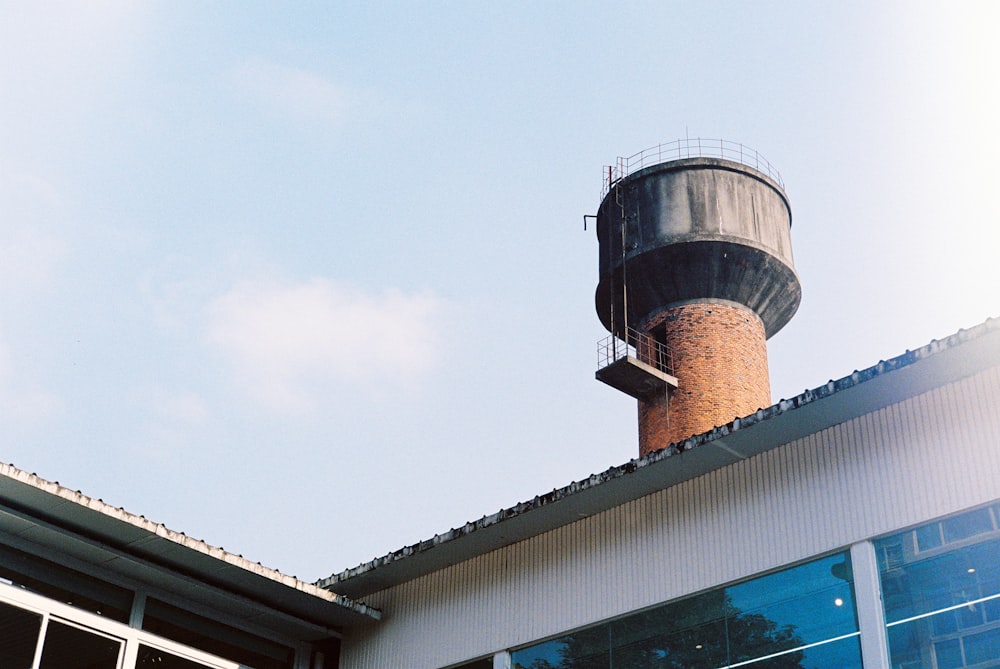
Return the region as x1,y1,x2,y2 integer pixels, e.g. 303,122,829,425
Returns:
317,317,1000,599
0,464,381,633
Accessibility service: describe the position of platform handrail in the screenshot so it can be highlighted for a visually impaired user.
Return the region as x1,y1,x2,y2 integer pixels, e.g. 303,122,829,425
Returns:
601,138,783,201
597,328,675,377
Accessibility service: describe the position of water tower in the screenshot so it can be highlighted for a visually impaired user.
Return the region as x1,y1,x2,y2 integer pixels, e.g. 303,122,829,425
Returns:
594,139,800,457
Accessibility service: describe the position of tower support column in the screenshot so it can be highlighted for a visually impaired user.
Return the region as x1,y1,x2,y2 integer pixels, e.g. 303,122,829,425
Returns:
638,302,770,456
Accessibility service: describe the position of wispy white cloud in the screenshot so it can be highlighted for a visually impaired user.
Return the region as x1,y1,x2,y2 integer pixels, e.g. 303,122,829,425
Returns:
233,59,352,126
205,278,445,411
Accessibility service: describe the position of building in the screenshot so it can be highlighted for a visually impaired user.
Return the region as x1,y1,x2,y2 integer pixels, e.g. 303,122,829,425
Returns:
326,315,1000,668
2,142,999,669
0,463,380,668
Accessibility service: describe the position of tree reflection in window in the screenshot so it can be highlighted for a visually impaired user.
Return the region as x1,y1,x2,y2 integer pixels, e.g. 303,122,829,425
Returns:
518,591,804,669
512,553,860,669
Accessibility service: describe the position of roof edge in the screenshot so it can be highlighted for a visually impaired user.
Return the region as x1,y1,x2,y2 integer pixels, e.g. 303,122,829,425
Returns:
317,316,1000,596
0,463,381,622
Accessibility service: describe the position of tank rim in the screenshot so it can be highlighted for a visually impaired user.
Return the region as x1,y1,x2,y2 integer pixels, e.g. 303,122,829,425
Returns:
599,156,792,229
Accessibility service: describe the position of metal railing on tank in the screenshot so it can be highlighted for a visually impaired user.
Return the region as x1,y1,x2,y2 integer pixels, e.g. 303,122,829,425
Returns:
597,327,675,378
601,138,784,200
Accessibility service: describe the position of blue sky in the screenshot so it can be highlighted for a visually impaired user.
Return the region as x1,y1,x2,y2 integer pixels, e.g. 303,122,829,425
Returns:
1,1,998,582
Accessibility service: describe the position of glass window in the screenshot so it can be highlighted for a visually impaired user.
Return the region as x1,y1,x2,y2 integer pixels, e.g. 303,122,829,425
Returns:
915,524,942,552
0,599,43,667
0,583,253,669
941,509,993,544
511,552,861,669
876,505,1000,669
138,644,218,669
38,619,122,669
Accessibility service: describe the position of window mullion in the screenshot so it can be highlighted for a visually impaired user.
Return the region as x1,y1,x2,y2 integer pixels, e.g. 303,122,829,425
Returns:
850,541,890,669
31,613,50,669
120,634,140,669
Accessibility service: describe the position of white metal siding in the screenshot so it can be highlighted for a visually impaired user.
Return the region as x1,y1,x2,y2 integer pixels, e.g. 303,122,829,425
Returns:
340,367,1000,669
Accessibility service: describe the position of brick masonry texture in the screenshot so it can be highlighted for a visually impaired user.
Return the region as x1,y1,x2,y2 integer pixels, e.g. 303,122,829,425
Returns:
638,303,770,457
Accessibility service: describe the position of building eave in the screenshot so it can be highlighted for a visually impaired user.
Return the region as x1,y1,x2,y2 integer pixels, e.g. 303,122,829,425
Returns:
0,465,381,635
318,316,1000,599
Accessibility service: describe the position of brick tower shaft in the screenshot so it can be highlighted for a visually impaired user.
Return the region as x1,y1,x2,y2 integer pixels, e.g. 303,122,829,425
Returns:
637,303,770,456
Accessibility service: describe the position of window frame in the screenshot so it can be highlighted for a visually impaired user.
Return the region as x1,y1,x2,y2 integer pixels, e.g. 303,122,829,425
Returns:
0,581,241,669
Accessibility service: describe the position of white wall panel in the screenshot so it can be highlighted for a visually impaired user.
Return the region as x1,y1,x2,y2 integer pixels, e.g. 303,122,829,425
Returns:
341,367,1000,669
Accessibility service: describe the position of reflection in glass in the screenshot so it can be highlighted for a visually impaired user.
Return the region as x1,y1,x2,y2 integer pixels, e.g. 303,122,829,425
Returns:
877,505,1000,669
791,635,862,669
511,552,861,669
941,509,993,544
